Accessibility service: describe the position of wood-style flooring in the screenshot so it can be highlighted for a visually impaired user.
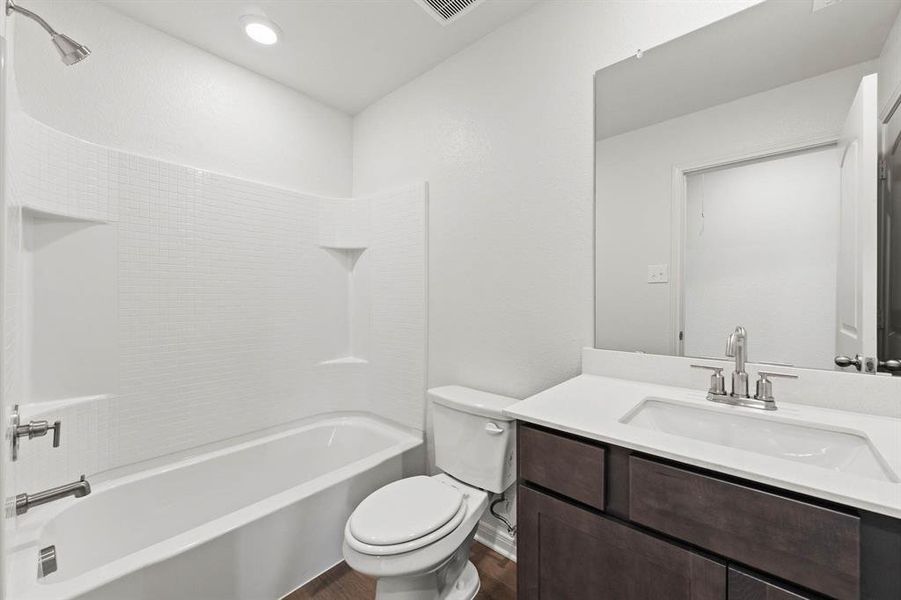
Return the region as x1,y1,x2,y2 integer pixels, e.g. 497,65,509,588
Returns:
285,543,516,600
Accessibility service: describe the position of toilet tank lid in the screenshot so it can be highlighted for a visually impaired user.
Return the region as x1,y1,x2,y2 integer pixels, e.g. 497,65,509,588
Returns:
428,385,519,420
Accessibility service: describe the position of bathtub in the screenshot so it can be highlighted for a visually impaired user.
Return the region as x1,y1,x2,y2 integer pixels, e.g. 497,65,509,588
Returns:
8,414,422,600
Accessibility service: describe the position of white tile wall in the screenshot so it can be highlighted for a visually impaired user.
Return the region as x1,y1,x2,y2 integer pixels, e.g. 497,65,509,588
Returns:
367,184,429,429
5,114,427,493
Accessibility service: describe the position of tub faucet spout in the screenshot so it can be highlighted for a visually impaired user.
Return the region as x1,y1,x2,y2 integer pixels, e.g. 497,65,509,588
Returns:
16,475,91,515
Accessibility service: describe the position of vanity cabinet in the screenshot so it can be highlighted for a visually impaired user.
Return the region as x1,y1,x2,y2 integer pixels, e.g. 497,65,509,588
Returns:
516,423,901,600
629,457,859,599
517,485,726,600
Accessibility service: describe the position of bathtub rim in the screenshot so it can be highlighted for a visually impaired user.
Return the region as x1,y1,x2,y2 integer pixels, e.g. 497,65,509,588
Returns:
9,411,422,600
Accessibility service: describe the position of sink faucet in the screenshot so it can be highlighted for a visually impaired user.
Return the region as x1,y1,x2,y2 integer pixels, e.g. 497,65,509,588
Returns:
16,475,91,515
691,326,798,411
725,326,749,398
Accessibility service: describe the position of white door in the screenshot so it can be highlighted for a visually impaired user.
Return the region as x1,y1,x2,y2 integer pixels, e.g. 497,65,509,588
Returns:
836,74,879,369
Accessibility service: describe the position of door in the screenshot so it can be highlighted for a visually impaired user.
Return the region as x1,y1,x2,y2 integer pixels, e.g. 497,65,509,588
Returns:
517,485,726,600
836,74,879,369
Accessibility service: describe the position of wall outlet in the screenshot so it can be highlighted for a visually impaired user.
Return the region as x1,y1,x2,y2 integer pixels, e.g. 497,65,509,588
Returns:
647,264,669,284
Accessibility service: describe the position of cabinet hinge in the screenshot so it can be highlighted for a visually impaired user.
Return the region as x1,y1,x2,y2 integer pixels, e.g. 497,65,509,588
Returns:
879,160,888,181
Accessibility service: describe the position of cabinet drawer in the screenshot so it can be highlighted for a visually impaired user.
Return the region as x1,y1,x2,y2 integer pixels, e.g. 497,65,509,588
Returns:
629,457,860,600
519,425,605,510
728,568,821,600
518,484,726,600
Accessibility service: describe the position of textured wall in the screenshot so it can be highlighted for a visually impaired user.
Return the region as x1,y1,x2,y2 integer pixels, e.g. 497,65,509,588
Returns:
6,115,426,495
351,0,763,550
12,0,352,197
353,0,761,402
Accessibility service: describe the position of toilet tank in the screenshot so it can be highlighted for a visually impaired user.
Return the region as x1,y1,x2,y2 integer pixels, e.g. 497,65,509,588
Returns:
429,386,517,494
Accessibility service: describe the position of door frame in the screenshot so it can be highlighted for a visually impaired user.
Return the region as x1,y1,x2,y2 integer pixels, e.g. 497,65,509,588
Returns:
668,134,839,356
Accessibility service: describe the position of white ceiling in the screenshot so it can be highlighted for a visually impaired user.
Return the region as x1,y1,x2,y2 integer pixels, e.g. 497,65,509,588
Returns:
101,0,540,114
595,0,901,140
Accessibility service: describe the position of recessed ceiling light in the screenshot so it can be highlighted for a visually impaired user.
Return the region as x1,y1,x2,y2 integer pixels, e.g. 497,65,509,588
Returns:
241,15,280,46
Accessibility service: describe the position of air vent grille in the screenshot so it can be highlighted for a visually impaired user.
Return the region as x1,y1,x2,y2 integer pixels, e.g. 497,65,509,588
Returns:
415,0,487,24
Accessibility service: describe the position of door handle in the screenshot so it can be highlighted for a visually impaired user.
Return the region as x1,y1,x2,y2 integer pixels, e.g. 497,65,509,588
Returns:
834,355,864,371
878,359,901,372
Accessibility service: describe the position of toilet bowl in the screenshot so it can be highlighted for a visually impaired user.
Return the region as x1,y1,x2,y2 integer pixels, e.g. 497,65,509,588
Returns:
342,474,488,599
342,386,517,600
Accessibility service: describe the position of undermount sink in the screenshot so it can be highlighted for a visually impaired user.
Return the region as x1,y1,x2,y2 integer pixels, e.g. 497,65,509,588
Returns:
621,398,898,483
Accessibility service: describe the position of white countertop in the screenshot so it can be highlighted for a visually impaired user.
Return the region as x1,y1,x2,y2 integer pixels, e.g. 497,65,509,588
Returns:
504,374,901,518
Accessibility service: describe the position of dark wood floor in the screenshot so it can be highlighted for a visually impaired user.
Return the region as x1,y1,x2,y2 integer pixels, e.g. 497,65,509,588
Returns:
286,543,516,600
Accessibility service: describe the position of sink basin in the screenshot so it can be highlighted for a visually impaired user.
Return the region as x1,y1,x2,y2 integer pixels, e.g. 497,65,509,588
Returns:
621,398,898,483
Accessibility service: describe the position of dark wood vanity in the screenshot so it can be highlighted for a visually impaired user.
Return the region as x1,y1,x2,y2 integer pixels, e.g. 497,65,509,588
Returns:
516,423,901,600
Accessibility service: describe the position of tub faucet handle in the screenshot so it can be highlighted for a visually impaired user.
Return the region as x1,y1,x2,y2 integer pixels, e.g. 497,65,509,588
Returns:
10,405,62,461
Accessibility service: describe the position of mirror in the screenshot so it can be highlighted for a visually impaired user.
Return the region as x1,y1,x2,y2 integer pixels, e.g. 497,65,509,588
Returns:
594,0,901,373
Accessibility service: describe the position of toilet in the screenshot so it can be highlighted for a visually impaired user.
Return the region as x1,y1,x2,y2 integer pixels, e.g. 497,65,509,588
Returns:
342,385,517,600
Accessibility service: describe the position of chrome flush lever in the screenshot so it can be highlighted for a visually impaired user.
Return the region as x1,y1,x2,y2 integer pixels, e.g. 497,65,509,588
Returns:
10,405,61,461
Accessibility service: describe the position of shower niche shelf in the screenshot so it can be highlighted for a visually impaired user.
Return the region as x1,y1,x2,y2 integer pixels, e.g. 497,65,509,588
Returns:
316,199,371,368
23,207,117,404
317,244,370,367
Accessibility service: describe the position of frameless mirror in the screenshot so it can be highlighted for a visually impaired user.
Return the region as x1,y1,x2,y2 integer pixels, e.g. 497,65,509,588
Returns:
594,0,901,373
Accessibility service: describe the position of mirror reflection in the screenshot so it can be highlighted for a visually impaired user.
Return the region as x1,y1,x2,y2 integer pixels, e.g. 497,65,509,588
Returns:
594,0,901,373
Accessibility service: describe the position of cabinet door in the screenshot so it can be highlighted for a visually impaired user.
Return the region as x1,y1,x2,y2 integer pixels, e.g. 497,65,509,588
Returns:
728,568,821,600
518,484,726,600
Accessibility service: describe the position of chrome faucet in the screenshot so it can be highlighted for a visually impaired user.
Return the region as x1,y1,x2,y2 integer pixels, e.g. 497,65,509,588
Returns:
725,326,749,398
16,475,91,515
692,326,798,411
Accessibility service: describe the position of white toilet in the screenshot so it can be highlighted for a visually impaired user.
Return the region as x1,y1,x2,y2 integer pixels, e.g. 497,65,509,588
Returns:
342,385,517,600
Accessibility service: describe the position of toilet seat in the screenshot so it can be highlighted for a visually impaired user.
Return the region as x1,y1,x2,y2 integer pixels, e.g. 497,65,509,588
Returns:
345,476,468,556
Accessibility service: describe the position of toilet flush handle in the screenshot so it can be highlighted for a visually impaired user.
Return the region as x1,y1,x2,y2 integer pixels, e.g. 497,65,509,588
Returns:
485,422,504,435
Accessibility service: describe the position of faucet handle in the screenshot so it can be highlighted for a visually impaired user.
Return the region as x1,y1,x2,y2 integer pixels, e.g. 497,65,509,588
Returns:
691,364,726,396
754,371,798,402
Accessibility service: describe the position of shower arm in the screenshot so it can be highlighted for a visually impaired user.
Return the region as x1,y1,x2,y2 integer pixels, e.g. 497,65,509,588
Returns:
6,0,60,37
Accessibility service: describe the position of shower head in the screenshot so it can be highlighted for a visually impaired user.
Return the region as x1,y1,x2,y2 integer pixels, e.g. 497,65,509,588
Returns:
50,33,90,66
6,0,90,65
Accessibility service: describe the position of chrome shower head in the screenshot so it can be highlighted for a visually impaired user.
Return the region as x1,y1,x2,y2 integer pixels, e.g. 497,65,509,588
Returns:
50,33,90,65
6,0,91,65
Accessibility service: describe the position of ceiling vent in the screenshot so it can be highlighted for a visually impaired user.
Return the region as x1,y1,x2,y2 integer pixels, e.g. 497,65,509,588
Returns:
414,0,488,25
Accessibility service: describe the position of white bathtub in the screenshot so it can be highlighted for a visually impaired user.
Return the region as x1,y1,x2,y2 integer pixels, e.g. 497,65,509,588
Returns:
8,414,421,600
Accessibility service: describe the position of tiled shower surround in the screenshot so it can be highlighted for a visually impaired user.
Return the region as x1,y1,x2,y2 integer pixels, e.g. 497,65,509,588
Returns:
5,113,426,493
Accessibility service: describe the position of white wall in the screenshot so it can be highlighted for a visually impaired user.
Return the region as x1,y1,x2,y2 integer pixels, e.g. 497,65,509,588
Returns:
352,0,762,554
684,147,840,370
353,0,761,401
595,61,875,356
878,6,901,121
12,0,352,197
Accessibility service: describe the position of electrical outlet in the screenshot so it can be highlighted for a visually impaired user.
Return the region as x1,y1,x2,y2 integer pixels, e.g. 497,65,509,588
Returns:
647,264,668,284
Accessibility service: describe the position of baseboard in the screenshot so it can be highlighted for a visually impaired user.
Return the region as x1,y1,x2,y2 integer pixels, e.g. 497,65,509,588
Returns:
475,518,517,561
